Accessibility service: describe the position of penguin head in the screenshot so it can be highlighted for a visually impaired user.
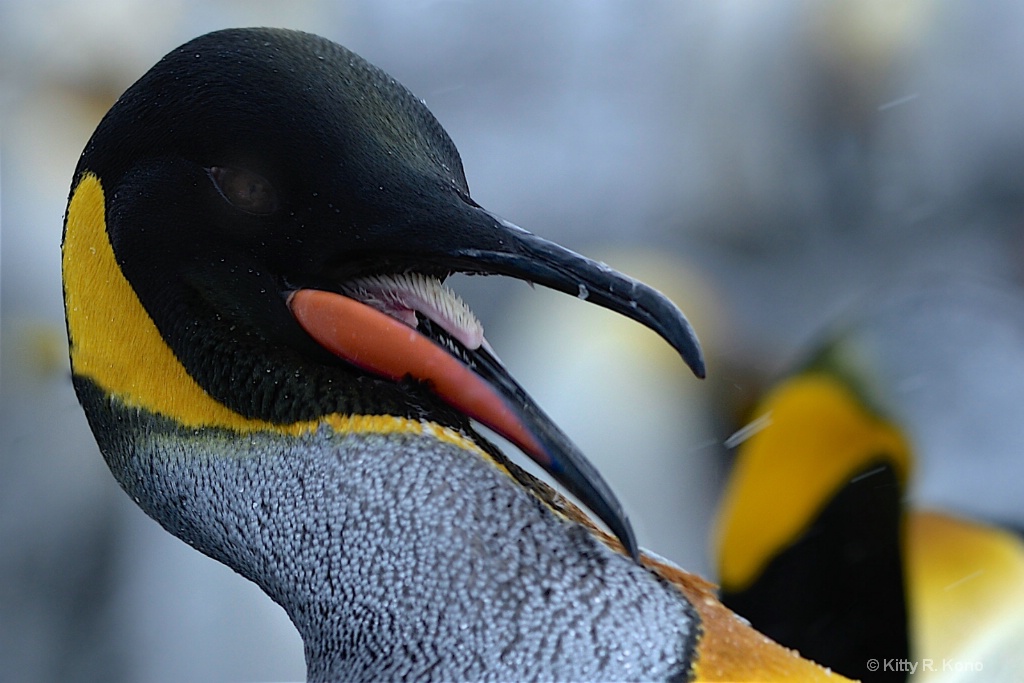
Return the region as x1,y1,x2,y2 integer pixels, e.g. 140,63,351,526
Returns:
73,29,483,415
64,27,706,558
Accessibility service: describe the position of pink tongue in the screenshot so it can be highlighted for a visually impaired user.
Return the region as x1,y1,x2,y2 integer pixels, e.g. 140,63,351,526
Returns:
288,288,549,466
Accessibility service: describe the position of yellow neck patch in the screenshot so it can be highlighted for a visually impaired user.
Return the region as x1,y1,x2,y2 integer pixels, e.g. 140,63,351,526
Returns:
715,372,912,592
61,172,486,458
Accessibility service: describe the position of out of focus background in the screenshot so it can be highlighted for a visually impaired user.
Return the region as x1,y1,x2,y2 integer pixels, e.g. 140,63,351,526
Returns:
3,1,1024,681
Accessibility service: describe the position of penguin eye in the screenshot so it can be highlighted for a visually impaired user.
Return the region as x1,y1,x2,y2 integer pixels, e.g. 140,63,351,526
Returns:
209,166,279,215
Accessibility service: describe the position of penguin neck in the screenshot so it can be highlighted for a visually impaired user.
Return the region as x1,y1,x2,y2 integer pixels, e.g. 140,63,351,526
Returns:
79,381,695,681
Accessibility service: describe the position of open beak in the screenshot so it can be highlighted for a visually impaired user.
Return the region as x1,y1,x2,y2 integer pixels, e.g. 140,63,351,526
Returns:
288,207,705,561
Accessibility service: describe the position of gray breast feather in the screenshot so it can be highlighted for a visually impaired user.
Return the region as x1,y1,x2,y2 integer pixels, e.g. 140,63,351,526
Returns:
103,410,695,681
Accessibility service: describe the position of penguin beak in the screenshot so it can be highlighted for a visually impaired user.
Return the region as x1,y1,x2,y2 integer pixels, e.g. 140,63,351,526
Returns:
440,209,705,380
287,208,705,561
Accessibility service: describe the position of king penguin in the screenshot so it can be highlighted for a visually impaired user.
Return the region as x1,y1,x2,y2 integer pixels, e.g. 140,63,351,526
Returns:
716,322,1024,682
62,27,845,682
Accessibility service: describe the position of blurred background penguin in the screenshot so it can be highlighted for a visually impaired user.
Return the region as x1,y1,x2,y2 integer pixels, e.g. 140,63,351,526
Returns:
716,281,1024,682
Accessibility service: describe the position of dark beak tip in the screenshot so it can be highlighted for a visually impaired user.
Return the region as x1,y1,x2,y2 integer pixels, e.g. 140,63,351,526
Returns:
694,360,707,380
671,314,706,380
690,343,707,379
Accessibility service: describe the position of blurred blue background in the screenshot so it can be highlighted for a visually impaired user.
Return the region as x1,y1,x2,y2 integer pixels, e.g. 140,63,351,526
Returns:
3,1,1024,681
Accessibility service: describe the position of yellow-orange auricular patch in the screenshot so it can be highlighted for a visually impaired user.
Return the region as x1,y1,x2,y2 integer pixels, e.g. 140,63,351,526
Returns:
61,172,490,459
715,372,912,592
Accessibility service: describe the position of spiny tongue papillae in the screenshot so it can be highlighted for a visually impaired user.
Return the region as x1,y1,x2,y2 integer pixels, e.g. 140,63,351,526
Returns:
341,273,489,352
